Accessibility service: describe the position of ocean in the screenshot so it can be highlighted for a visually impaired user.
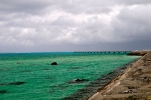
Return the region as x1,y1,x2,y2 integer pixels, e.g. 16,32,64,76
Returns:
0,52,140,100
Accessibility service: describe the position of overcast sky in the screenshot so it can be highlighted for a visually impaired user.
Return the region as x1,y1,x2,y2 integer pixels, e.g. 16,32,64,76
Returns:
0,0,151,52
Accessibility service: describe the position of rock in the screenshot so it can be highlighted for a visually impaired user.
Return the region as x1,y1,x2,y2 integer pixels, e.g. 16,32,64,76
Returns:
0,90,7,94
9,82,25,85
17,62,21,64
51,62,57,65
68,79,89,84
0,83,5,86
127,51,146,56
0,82,25,86
123,90,132,94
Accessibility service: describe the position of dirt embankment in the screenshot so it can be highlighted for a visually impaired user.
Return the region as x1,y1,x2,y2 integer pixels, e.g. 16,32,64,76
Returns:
127,51,148,56
89,51,151,100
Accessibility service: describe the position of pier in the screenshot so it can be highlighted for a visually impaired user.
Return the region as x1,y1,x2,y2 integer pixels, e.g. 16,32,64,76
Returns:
73,51,131,54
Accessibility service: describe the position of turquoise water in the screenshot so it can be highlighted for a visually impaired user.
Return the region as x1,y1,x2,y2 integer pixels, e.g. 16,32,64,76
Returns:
0,52,140,100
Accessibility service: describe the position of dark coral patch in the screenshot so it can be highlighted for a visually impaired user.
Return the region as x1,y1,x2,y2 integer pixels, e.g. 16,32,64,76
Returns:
0,90,7,94
9,82,25,85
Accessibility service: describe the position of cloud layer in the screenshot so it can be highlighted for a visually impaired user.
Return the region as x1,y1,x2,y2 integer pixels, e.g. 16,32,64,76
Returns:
0,0,151,52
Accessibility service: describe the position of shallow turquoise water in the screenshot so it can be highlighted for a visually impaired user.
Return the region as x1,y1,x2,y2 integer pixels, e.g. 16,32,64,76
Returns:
0,52,140,100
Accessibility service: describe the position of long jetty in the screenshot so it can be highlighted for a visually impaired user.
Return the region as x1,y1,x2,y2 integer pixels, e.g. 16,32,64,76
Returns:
73,51,131,54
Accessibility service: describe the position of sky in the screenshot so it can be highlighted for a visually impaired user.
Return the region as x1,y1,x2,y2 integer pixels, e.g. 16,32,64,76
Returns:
0,0,151,52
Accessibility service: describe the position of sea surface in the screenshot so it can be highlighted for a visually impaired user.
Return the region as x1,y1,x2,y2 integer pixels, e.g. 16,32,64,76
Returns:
0,52,140,100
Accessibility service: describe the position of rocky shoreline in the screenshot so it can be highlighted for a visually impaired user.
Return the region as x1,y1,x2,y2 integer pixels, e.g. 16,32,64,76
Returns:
89,51,151,100
64,54,139,100
64,61,134,100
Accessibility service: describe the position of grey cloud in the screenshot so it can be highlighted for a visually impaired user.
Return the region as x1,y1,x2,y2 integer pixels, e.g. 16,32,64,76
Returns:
111,5,151,42
0,0,151,52
0,0,51,14
116,0,151,5
52,16,77,27
0,0,113,15
1,0,151,15
61,0,117,14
